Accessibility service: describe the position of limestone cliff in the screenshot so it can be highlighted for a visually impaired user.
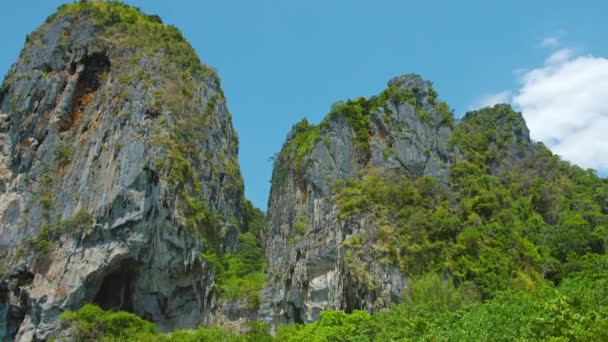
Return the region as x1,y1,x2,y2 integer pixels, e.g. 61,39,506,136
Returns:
0,3,253,340
260,74,455,324
259,74,542,326
2,2,602,341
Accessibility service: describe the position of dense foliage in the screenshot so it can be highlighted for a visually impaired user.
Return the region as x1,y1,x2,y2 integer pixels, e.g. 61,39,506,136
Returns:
59,304,272,341
335,105,607,298
59,254,607,341
202,200,268,309
278,254,608,341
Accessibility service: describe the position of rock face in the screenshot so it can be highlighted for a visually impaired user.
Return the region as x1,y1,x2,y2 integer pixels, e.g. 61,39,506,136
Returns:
0,4,248,341
259,73,541,327
260,74,458,325
0,3,559,340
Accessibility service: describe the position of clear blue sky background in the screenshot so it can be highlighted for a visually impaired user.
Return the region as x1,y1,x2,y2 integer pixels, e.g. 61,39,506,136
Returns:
1,1,606,210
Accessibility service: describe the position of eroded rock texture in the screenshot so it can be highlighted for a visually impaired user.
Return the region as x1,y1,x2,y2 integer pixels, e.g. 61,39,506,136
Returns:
259,69,542,328
260,74,456,325
0,5,246,341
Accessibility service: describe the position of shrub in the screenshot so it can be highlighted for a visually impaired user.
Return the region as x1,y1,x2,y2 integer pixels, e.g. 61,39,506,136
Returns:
53,143,72,167
60,304,157,341
293,215,308,235
28,210,94,253
210,231,267,308
59,304,273,341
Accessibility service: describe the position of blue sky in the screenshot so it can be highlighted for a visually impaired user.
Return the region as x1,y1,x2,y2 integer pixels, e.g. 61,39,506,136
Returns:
1,1,607,210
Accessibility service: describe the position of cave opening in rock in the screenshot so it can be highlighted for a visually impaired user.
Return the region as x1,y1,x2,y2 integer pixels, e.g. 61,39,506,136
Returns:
79,52,110,93
289,302,305,324
93,259,138,312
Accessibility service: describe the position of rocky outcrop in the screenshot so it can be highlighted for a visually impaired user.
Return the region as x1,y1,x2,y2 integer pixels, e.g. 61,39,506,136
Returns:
258,71,542,328
260,74,457,326
0,4,248,341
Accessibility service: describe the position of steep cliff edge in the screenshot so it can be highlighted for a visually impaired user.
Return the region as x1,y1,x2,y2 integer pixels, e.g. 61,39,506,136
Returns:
260,74,607,327
0,3,261,340
261,74,455,324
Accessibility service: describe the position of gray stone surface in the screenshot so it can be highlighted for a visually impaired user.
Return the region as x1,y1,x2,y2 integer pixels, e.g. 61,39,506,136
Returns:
0,11,246,341
260,74,455,327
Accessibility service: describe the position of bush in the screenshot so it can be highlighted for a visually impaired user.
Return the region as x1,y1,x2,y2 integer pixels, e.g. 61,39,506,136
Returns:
28,210,93,253
53,143,72,167
60,304,157,341
59,304,272,341
404,273,481,312
211,231,267,308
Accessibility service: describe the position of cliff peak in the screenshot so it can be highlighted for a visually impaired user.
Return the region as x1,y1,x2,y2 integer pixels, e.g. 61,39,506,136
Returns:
387,73,432,92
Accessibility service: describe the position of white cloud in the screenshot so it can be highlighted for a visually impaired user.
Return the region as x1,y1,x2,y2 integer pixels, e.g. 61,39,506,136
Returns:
541,36,561,48
512,48,608,172
476,91,512,109
543,48,573,66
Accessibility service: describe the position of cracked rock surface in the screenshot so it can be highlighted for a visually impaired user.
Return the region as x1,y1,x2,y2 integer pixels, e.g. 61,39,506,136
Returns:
260,74,456,326
0,7,247,341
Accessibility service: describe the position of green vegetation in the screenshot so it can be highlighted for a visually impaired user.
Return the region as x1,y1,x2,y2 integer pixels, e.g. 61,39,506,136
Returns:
277,254,608,341
60,304,273,341
317,102,607,338
28,210,93,253
293,214,308,235
437,101,455,127
50,255,608,341
382,84,417,106
202,201,267,309
335,170,465,286
334,106,607,298
281,119,321,170
326,97,374,152
38,164,55,213
60,304,158,341
206,233,266,309
451,104,526,166
53,143,72,167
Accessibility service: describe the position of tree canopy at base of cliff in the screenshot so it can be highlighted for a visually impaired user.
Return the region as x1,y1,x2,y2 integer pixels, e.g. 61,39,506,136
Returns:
59,253,608,341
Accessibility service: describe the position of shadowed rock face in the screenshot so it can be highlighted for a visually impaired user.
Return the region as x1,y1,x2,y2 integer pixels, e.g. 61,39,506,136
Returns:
0,5,246,341
259,74,535,327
